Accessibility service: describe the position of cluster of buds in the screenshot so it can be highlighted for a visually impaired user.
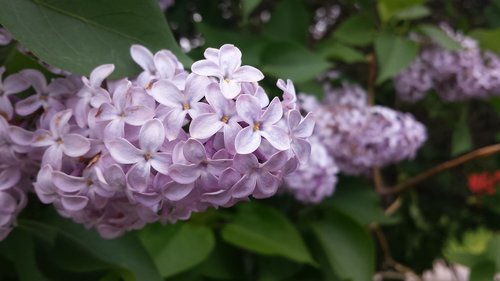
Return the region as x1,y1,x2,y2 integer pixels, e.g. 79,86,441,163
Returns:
300,83,427,175
395,26,500,102
0,44,314,239
467,171,500,195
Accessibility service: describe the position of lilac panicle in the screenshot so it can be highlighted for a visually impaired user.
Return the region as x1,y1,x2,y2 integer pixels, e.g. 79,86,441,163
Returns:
0,43,314,240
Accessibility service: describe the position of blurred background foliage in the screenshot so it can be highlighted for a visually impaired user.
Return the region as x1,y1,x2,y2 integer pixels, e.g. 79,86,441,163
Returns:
1,0,500,280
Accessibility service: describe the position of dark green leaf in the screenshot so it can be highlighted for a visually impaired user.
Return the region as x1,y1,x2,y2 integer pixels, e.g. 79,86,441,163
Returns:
470,261,496,281
377,0,427,22
469,28,500,53
332,14,377,47
221,203,315,265
261,42,330,83
199,242,244,280
262,0,309,43
0,0,191,78
257,256,302,281
20,217,162,281
451,108,472,156
242,0,262,19
375,33,418,84
139,222,215,278
0,229,50,281
311,211,375,281
418,24,462,51
394,4,430,20
317,41,366,63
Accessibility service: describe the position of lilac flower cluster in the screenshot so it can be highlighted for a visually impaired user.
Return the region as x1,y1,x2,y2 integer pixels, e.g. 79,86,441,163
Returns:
301,83,427,175
395,26,500,102
0,44,313,239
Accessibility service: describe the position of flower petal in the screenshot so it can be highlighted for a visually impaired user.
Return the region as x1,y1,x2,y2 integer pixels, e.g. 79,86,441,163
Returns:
263,150,289,171
4,73,30,94
294,112,315,138
151,152,171,175
291,138,312,164
53,171,86,193
185,74,210,103
235,126,261,154
169,164,201,184
62,134,91,157
61,195,89,211
0,167,20,191
150,80,183,108
254,172,280,199
260,125,290,151
232,175,257,198
164,181,195,201
220,79,241,99
164,109,186,141
189,113,223,139
219,44,242,76
191,59,220,77
183,139,207,163
139,119,165,152
124,106,154,126
232,65,264,82
15,95,42,116
42,145,63,170
89,64,115,88
232,153,258,174
236,94,261,125
154,50,176,79
261,97,283,125
130,45,155,72
107,138,143,164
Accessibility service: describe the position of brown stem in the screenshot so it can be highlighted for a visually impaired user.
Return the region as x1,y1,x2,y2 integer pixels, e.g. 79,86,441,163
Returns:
384,143,500,195
367,53,377,105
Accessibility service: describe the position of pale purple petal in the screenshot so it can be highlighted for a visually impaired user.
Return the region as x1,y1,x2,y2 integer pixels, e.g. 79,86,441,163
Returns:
107,138,144,164
220,79,241,99
139,119,165,152
151,152,171,175
185,74,210,103
0,168,20,191
89,64,115,88
219,44,242,76
235,126,261,154
254,173,280,198
232,175,257,198
261,97,283,125
183,139,207,163
5,72,31,94
42,145,63,169
104,119,125,139
169,164,201,184
191,60,220,77
291,138,312,164
263,151,289,171
154,51,176,79
232,66,264,82
287,109,302,131
189,113,224,139
124,106,154,126
164,109,186,141
0,96,13,119
61,195,89,211
15,95,42,116
151,80,184,108
260,126,290,151
236,94,261,125
127,162,150,191
9,126,33,146
232,153,259,174
32,130,54,147
62,134,90,157
223,121,241,154
130,45,155,72
53,171,86,193
164,181,195,201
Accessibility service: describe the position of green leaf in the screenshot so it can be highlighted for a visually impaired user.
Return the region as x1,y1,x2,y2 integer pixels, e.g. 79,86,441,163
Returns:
257,256,302,281
417,24,462,51
317,41,367,63
0,0,191,78
375,33,418,84
261,42,330,83
242,0,262,19
311,210,375,281
470,261,496,281
221,203,315,265
377,0,427,22
330,180,398,225
20,217,163,281
139,222,215,278
469,28,500,53
262,0,309,43
394,4,430,20
451,108,472,156
332,14,377,47
0,230,50,281
199,242,244,280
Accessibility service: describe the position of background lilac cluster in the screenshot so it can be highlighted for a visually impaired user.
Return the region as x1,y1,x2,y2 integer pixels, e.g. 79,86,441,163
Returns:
298,83,427,176
395,26,500,102
0,44,314,239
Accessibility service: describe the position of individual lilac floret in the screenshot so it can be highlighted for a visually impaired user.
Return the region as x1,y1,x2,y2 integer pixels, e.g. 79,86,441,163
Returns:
191,44,264,99
277,79,298,111
284,137,338,203
0,67,30,119
235,95,290,154
0,187,27,240
0,28,11,46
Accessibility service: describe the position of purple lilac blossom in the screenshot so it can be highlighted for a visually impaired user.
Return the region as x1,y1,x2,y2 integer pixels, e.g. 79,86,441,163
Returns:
0,28,11,46
395,26,500,102
0,44,314,240
300,84,427,175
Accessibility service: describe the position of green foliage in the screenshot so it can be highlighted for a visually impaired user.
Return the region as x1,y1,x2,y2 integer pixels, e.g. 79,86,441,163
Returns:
139,222,215,278
469,28,500,53
221,203,315,265
375,33,418,84
331,14,377,47
312,210,376,281
0,0,190,78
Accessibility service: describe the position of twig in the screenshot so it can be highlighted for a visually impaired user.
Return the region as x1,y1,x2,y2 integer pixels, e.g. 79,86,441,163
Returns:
384,143,500,195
